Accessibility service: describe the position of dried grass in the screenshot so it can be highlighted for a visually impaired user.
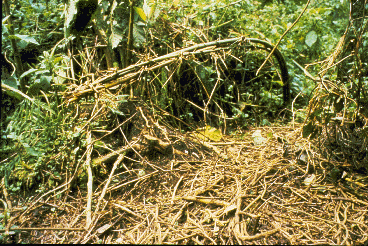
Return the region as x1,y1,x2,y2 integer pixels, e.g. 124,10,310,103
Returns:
2,103,367,244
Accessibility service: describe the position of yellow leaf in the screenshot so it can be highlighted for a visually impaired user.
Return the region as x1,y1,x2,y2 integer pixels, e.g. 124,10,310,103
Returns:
134,7,146,22
193,125,222,142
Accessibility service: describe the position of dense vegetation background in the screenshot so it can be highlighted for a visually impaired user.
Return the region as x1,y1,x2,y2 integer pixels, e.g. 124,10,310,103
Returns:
1,0,367,243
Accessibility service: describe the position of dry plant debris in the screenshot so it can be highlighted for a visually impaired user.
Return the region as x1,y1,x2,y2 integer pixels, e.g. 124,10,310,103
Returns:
302,6,367,179
2,101,368,244
2,1,367,244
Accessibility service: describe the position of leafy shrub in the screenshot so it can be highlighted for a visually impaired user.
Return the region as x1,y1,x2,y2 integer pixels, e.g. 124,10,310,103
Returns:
0,99,83,192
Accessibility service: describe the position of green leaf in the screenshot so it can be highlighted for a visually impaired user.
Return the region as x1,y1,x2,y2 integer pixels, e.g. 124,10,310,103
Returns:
35,70,50,76
53,56,64,64
2,15,10,24
2,76,18,89
8,34,39,45
33,101,55,114
22,143,30,148
110,108,125,116
110,27,124,49
310,126,321,140
26,147,42,157
64,0,78,36
143,0,159,22
7,132,18,139
133,23,146,46
305,31,318,47
116,95,129,103
143,0,152,18
93,140,105,148
334,97,344,112
39,76,52,91
20,68,38,79
302,121,314,138
272,79,284,86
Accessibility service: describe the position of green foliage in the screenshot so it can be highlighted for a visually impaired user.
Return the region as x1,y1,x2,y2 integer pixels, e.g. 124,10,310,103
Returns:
2,0,64,51
137,0,349,125
0,99,82,192
301,1,367,143
1,0,79,191
2,0,64,95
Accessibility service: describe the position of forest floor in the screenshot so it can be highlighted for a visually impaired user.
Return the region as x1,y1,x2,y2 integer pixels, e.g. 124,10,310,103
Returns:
3,108,368,244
